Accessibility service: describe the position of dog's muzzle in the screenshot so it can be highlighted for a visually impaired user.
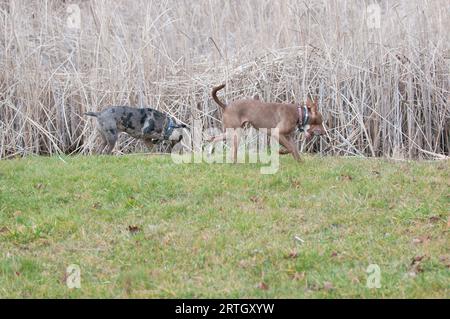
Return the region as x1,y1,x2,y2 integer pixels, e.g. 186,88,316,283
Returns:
164,118,186,140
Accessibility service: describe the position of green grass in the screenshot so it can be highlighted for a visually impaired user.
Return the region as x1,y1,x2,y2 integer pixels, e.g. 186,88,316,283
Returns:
0,155,448,298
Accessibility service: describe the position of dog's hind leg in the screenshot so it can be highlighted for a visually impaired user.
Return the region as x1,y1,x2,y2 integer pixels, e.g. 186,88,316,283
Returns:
98,119,118,155
98,132,108,154
103,134,117,154
104,131,118,154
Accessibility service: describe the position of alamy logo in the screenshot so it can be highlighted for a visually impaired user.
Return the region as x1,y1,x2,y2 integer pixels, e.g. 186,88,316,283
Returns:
366,4,381,29
170,120,280,174
66,264,81,289
67,4,81,30
366,264,381,289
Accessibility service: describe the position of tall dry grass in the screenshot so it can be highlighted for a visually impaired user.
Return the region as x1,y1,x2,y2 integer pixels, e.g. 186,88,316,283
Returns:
0,0,449,159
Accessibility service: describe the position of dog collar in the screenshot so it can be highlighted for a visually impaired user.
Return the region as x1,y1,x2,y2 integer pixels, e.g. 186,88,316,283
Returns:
164,118,176,139
297,105,309,132
164,118,186,139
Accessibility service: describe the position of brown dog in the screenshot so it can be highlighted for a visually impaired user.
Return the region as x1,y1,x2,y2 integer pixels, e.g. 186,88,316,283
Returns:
210,84,325,162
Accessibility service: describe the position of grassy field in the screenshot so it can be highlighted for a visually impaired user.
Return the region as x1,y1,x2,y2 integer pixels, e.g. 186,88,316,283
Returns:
0,155,448,298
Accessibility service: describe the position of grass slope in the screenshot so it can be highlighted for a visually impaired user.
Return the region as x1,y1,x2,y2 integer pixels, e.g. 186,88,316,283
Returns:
0,155,449,298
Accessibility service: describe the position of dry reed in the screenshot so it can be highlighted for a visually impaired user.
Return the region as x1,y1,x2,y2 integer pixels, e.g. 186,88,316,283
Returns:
0,0,449,159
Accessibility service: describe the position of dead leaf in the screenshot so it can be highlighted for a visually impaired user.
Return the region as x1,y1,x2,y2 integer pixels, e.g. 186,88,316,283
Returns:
411,255,425,264
128,225,142,234
331,251,339,257
0,226,9,234
413,263,424,272
285,251,298,259
307,283,321,291
14,210,22,217
35,183,45,190
439,256,450,268
428,216,440,223
409,255,425,276
412,236,431,245
257,282,269,290
340,174,353,181
92,202,102,209
15,271,20,276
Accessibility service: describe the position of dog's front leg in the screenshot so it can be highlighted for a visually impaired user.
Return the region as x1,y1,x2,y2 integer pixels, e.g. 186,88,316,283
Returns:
272,131,301,162
286,134,301,161
98,135,116,155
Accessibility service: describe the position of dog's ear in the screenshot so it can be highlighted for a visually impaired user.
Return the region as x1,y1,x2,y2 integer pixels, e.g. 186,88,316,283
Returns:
306,96,313,109
306,96,318,114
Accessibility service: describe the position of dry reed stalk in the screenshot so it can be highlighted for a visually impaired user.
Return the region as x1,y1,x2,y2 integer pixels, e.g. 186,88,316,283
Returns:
0,0,448,159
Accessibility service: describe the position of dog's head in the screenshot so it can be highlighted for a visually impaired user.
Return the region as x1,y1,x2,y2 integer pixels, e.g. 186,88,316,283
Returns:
168,127,184,143
167,121,190,147
304,97,326,140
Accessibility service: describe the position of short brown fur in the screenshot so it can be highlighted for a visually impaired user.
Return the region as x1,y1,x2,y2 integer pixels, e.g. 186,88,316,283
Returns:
211,84,325,162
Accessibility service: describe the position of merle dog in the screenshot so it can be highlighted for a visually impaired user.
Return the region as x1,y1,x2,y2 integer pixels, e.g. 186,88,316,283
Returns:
84,106,186,154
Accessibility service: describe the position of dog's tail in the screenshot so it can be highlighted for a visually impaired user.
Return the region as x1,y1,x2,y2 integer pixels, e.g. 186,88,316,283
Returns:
212,84,227,109
84,112,100,117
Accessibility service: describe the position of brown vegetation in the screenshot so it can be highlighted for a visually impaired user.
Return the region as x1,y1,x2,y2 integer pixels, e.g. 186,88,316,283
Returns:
0,0,448,159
